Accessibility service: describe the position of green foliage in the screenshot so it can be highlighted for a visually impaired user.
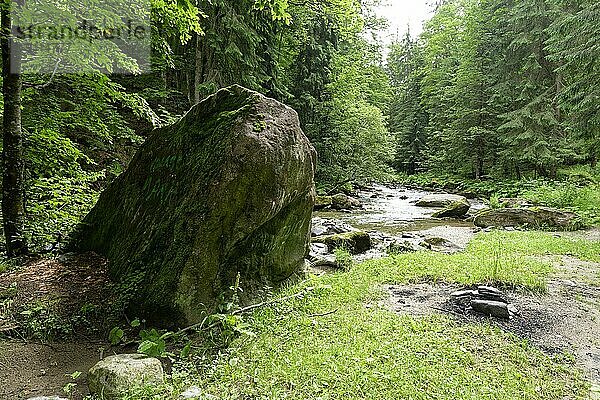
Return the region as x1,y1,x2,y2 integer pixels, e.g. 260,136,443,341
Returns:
18,300,74,340
388,0,600,180
333,247,353,271
109,326,125,345
138,328,172,357
523,182,600,225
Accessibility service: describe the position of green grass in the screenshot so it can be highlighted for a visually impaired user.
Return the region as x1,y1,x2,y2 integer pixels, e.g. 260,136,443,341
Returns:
123,231,596,399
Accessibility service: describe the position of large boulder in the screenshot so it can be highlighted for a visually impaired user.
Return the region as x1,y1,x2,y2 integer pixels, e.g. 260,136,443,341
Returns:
416,193,468,208
314,193,361,211
72,85,316,324
88,354,164,399
474,207,579,230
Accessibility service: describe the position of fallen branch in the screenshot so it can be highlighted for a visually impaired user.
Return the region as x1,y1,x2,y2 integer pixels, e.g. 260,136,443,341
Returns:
232,286,316,316
308,309,338,318
178,286,316,334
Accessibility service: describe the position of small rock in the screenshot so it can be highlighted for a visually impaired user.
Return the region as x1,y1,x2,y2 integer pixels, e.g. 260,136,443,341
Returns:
507,304,519,316
385,240,421,255
310,255,339,269
477,286,508,303
450,289,478,299
416,194,468,208
309,243,330,258
470,299,511,319
312,231,371,254
315,194,361,211
478,286,504,296
180,386,217,399
311,217,356,237
424,237,450,246
431,199,471,218
401,232,419,239
27,397,67,400
88,354,164,400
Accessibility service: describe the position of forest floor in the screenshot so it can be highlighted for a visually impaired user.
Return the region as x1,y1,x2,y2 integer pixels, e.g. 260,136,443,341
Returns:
0,253,119,400
0,230,599,399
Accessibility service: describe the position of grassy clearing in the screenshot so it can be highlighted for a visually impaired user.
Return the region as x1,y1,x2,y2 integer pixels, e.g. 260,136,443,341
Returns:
123,231,596,399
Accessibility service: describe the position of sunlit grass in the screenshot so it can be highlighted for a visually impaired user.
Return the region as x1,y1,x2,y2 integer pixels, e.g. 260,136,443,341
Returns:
123,231,595,399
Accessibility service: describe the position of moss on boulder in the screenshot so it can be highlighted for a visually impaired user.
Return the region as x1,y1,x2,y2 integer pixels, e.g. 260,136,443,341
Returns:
72,85,316,325
416,193,468,208
432,199,471,218
312,231,371,254
314,193,361,211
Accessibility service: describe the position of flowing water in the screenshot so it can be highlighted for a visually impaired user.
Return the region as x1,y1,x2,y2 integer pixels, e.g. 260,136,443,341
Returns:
315,184,486,238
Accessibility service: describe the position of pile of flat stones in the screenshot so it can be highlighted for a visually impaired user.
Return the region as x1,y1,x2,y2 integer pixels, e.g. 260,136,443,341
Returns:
450,286,518,319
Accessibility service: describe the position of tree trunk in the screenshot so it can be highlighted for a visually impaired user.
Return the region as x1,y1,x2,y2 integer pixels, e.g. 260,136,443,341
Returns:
1,0,28,257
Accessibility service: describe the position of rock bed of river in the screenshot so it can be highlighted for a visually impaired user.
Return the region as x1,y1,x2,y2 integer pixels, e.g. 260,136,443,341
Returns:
312,185,487,262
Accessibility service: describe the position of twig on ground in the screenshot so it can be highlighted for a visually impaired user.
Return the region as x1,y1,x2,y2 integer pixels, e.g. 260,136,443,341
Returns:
178,286,317,334
309,309,338,318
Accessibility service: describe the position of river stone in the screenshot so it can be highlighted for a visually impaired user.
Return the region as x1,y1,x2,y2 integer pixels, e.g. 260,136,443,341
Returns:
311,217,356,237
72,85,316,324
385,240,422,254
88,354,164,399
474,207,579,230
431,199,471,218
416,194,468,208
498,198,534,208
314,193,361,211
312,231,371,254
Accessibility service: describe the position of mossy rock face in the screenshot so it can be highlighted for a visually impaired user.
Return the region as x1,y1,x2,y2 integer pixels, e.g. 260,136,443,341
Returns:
474,207,579,230
431,200,471,218
312,231,371,254
416,193,468,208
72,85,316,325
314,193,361,211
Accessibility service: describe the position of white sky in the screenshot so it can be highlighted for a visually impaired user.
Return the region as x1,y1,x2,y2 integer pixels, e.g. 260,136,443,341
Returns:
373,0,435,44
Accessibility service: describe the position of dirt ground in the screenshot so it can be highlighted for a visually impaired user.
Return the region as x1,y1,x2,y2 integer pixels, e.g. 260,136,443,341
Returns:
384,255,600,389
0,340,105,399
0,253,116,399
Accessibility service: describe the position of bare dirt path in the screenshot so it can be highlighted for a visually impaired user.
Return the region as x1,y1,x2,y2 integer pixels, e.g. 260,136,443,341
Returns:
0,340,103,399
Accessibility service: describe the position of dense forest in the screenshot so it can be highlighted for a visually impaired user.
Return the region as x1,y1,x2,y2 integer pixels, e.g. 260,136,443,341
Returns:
2,0,599,256
1,1,600,398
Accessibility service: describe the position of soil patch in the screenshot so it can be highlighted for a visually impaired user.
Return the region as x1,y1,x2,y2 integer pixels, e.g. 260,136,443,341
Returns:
0,253,118,399
383,256,600,386
0,340,107,399
0,252,113,336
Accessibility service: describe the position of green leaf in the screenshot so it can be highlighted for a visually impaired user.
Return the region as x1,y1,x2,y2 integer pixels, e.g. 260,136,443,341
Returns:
108,327,124,345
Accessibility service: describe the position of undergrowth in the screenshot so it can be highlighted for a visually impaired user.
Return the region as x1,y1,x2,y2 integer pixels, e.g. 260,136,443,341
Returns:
397,165,600,226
